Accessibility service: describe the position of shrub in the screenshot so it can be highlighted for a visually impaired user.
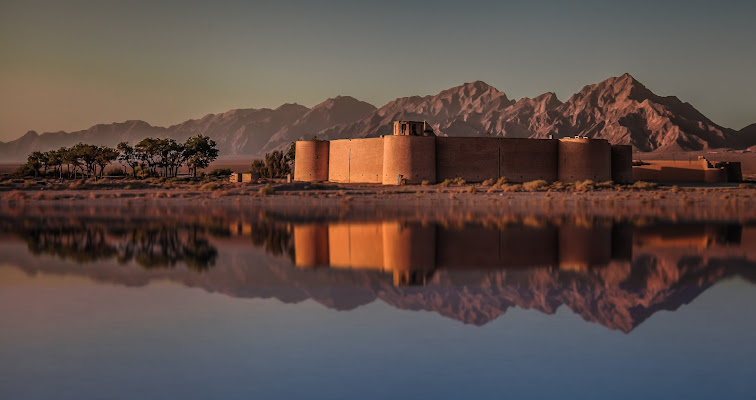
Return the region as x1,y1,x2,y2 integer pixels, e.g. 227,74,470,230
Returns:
421,180,431,186
523,180,548,192
451,177,466,186
23,180,34,188
496,177,509,186
208,168,233,177
439,179,452,187
481,178,496,187
259,183,274,195
632,181,658,190
199,182,221,191
106,167,126,176
466,185,477,194
575,180,595,192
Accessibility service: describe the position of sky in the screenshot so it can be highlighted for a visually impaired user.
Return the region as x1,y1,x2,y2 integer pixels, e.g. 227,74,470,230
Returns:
1,0,755,142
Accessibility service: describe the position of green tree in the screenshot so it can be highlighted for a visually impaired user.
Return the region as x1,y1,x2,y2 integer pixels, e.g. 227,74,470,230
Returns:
184,135,218,177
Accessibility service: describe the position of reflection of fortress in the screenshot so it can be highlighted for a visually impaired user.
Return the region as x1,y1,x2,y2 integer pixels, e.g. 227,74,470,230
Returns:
294,221,634,285
4,212,755,332
294,121,634,185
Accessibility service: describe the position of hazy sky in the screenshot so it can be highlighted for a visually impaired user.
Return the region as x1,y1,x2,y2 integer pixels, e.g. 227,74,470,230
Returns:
1,0,754,142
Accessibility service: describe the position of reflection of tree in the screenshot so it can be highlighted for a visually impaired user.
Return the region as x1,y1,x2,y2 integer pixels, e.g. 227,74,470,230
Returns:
250,222,294,261
118,225,217,271
9,220,218,271
23,225,118,263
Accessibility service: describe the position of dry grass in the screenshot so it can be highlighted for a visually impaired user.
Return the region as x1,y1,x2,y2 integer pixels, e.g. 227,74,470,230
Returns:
199,182,222,191
632,181,658,190
496,177,509,186
466,185,477,194
574,180,595,192
523,180,548,192
421,180,431,186
481,178,497,187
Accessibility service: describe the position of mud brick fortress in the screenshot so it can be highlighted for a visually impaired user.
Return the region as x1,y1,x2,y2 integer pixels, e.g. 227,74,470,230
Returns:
294,121,742,185
294,121,633,185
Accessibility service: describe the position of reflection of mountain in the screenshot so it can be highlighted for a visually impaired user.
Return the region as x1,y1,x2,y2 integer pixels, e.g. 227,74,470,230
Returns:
2,215,755,333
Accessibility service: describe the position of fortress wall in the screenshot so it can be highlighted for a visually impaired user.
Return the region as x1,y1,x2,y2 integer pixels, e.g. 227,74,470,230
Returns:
328,140,351,183
714,162,743,182
558,138,612,182
435,137,499,182
610,145,633,184
382,136,436,184
499,139,558,182
558,225,612,270
382,222,436,286
293,224,330,267
294,141,330,182
348,137,384,183
704,168,727,183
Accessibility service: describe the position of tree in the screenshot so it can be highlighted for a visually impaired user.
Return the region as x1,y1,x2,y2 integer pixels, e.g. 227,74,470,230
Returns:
26,151,44,178
95,146,120,178
135,137,162,177
117,142,140,178
184,135,218,177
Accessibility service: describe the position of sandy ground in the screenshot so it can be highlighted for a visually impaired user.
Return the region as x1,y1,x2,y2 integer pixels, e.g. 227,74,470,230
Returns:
2,180,755,222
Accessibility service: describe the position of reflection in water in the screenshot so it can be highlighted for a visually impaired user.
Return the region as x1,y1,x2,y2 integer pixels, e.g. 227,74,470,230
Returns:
2,213,755,332
294,221,636,285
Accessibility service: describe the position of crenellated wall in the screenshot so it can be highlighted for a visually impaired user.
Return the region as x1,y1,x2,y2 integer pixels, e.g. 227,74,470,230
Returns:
295,133,631,185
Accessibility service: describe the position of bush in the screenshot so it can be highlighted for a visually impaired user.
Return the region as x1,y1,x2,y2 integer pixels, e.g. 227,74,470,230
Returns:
259,183,274,195
481,178,496,186
632,181,658,190
496,177,509,186
106,167,126,176
439,179,452,187
523,180,548,192
199,182,221,191
575,180,595,192
23,180,34,188
208,168,233,177
466,185,477,194
421,180,431,186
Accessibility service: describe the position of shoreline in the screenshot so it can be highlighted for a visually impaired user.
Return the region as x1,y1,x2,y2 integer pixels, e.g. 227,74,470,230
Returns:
2,181,755,222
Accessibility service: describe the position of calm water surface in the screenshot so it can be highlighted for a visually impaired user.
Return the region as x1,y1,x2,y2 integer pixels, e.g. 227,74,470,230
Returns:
1,208,755,399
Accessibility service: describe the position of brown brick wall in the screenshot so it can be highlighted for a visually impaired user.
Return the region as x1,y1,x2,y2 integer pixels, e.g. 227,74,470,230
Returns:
294,141,330,182
436,137,499,182
500,138,558,182
349,138,384,183
610,145,633,184
382,135,436,184
558,138,612,182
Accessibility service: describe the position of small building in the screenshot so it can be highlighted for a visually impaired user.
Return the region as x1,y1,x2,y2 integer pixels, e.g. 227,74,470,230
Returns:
393,121,435,137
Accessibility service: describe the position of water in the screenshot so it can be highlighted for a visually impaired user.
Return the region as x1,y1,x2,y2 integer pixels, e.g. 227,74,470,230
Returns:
1,207,755,399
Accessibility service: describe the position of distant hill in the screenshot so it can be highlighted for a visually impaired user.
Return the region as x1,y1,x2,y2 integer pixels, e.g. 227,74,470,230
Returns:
1,74,753,161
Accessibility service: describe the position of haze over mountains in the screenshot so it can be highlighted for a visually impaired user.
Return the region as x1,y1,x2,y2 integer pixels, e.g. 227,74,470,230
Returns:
2,73,754,162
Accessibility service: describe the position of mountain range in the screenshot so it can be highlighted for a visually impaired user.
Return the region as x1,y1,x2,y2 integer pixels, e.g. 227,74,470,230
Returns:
2,73,755,162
